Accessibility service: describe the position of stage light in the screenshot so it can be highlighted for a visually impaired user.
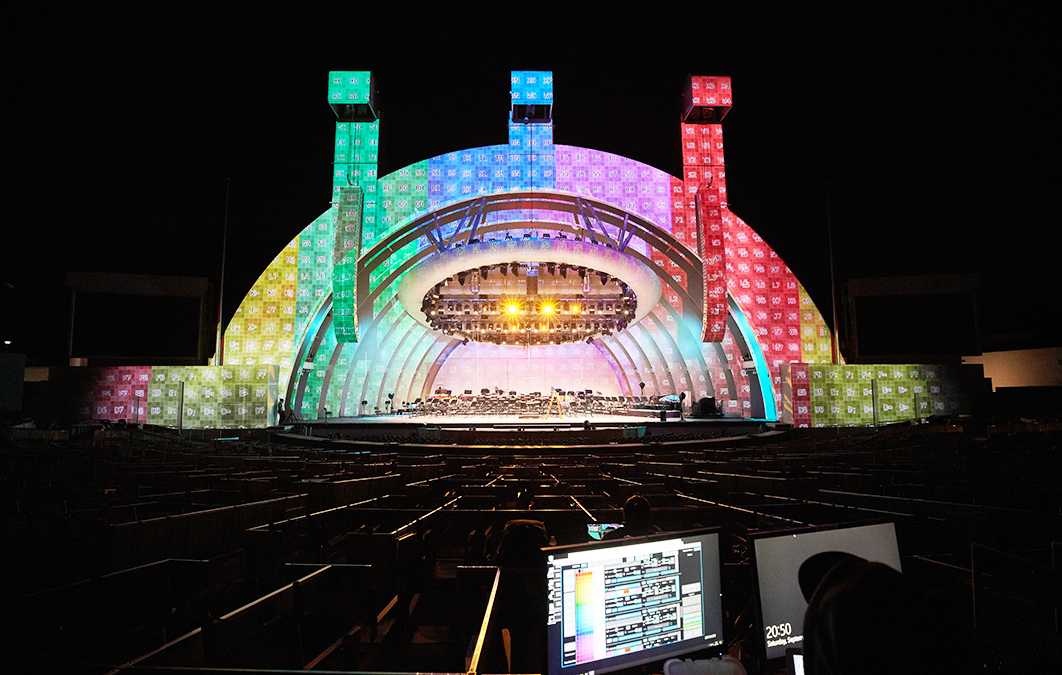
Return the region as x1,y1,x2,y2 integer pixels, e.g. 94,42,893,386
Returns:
505,302,521,316
571,304,581,313
540,302,556,315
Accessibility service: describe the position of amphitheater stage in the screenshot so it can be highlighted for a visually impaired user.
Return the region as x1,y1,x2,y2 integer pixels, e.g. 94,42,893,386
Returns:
272,413,777,448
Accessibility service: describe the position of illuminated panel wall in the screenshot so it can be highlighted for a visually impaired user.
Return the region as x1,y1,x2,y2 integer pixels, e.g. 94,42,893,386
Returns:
509,70,554,155
223,237,300,372
724,211,834,411
780,363,977,428
71,366,276,429
555,150,669,259
328,71,375,113
696,193,726,339
72,366,152,422
328,71,378,197
293,318,339,421
144,365,276,429
332,186,363,342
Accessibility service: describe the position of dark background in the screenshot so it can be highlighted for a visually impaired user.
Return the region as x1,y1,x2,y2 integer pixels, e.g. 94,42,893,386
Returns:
4,3,1058,364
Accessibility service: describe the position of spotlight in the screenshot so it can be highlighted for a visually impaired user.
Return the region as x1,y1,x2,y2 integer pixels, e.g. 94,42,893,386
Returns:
457,271,467,286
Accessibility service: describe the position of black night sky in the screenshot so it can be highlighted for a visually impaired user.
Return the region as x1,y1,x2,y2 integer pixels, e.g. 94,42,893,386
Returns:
5,4,1059,364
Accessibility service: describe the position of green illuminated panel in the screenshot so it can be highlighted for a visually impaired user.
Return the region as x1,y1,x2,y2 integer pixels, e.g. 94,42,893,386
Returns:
144,366,276,429
800,363,976,427
333,186,363,342
328,71,374,110
223,238,300,377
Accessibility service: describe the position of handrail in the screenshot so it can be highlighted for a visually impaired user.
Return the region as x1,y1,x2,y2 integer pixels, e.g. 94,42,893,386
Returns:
467,567,502,675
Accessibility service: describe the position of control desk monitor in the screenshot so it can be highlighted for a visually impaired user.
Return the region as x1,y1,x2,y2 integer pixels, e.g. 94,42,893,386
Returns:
587,523,622,541
545,528,724,675
751,521,901,662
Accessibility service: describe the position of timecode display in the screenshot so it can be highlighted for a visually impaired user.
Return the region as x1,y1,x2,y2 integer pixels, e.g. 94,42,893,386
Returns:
765,623,801,649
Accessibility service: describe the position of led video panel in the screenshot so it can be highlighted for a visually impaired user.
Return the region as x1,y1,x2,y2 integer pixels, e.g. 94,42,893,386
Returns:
779,363,973,427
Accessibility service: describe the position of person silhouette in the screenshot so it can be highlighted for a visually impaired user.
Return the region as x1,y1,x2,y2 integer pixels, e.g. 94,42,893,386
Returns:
798,551,979,674
602,495,652,540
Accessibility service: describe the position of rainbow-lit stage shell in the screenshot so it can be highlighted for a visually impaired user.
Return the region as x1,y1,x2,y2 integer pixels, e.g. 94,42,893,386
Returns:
218,71,837,423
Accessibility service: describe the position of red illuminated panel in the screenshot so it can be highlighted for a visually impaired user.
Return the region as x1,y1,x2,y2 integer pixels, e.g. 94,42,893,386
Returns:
781,363,812,427
696,194,726,341
681,100,728,342
719,328,752,415
78,366,153,422
683,76,733,123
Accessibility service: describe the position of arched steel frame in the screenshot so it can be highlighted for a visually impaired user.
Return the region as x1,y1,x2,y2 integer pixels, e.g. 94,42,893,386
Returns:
286,190,777,420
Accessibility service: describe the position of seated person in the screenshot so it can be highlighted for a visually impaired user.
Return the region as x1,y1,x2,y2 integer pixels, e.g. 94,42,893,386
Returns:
492,519,551,674
798,551,980,674
603,494,652,540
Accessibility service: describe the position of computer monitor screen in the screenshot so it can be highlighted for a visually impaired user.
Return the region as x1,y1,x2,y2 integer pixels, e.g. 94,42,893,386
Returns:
587,523,622,541
752,521,901,661
545,529,724,675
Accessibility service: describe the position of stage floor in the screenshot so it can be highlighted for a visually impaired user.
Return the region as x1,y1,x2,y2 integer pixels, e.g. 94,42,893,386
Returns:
274,411,766,435
333,412,668,425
